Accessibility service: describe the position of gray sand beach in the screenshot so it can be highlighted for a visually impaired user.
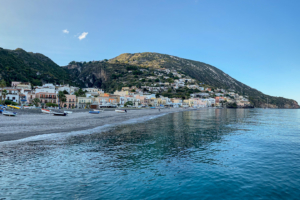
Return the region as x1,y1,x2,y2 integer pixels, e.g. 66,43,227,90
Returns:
0,108,189,142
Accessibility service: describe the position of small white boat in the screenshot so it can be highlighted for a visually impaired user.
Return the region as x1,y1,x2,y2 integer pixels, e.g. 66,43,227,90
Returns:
41,109,52,114
52,111,67,116
2,111,17,116
115,109,126,113
64,111,73,114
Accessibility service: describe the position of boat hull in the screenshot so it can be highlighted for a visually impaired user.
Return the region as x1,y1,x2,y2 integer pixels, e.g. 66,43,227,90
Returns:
2,111,17,116
52,112,67,116
89,111,100,114
41,109,52,114
115,110,126,113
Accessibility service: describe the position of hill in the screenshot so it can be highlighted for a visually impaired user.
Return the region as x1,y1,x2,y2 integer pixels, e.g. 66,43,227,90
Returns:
0,48,298,108
0,47,71,86
108,53,299,108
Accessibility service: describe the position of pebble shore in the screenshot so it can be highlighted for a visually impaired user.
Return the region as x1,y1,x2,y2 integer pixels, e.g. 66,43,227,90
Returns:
0,108,189,142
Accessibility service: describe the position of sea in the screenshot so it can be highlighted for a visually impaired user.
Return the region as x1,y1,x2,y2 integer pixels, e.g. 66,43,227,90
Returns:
0,108,300,199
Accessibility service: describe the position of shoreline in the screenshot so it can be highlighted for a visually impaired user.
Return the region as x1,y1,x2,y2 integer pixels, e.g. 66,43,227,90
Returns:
0,108,192,143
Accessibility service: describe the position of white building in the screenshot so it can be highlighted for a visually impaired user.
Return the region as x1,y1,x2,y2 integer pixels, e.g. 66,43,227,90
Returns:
35,84,56,93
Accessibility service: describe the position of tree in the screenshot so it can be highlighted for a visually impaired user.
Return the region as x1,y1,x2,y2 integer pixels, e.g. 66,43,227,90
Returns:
0,79,6,103
1,90,8,105
57,91,66,108
85,102,91,109
124,101,133,107
155,93,160,98
133,70,142,75
32,98,40,107
167,78,174,83
63,90,69,94
75,88,86,97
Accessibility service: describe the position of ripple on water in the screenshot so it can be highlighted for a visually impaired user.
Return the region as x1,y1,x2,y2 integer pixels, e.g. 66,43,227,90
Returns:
0,109,300,199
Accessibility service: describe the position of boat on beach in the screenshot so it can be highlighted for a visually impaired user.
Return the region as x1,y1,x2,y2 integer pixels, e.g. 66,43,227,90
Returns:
41,109,52,114
7,105,21,109
2,111,17,116
115,109,126,113
52,111,67,116
89,111,100,114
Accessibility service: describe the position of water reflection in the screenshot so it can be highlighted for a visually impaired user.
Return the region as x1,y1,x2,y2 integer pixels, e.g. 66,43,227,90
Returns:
1,109,299,199
1,109,250,171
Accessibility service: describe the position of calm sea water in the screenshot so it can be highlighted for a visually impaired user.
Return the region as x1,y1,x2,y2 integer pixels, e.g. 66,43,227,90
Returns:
1,108,300,199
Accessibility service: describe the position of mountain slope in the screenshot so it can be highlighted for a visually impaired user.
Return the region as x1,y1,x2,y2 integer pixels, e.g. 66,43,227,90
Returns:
108,52,299,108
0,47,71,86
64,61,151,93
0,48,298,108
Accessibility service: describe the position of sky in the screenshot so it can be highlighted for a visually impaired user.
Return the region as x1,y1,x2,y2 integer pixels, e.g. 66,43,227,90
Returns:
1,0,300,103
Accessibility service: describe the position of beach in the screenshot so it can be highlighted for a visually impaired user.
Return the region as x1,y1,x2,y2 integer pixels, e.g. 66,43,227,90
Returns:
0,108,187,142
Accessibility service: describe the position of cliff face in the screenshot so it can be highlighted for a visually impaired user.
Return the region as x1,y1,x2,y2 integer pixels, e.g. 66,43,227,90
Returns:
257,100,299,109
63,63,109,88
62,61,130,92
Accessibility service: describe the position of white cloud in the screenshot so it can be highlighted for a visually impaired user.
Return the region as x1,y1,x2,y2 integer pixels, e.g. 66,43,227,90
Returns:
63,29,69,34
78,32,88,40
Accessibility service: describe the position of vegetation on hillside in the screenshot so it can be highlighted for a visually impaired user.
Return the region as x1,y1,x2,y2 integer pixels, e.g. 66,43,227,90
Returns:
0,47,71,86
0,48,298,108
108,53,299,108
64,61,202,97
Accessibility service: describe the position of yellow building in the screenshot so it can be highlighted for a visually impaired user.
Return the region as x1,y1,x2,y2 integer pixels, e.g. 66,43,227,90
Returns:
114,90,129,97
77,97,93,108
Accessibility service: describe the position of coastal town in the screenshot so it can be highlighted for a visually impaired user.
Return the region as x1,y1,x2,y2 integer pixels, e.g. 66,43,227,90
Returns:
0,73,252,109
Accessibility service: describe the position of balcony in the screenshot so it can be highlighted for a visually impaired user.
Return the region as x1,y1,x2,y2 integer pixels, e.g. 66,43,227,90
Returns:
40,96,55,99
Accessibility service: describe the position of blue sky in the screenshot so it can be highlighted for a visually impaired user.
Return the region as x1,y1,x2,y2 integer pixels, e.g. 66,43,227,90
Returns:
1,0,299,103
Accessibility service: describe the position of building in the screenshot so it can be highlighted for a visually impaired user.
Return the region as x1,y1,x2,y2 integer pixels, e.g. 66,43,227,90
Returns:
0,88,21,103
62,95,76,108
114,90,129,97
77,97,93,108
36,92,57,105
35,84,56,93
11,82,31,90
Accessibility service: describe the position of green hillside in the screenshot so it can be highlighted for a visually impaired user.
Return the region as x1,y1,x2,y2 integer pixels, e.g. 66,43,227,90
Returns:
0,47,298,108
0,47,70,86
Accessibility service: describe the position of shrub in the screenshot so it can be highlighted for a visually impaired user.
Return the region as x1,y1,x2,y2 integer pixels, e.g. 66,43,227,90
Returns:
126,66,138,71
46,102,58,107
